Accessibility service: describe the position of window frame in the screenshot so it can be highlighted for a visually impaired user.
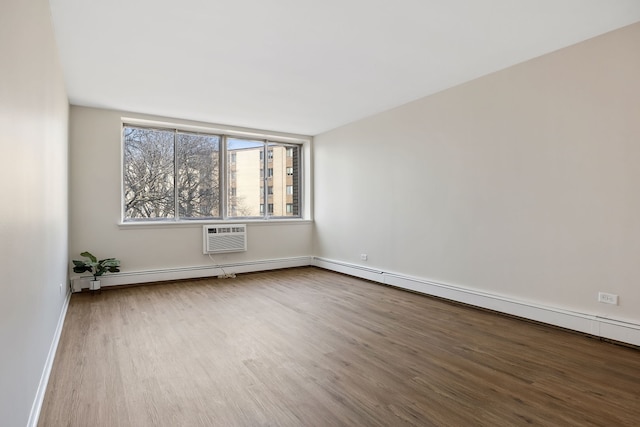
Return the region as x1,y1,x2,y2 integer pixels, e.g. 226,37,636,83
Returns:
121,118,309,224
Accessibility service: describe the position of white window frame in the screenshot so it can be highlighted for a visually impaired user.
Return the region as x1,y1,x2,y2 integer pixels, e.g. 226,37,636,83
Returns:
120,117,311,225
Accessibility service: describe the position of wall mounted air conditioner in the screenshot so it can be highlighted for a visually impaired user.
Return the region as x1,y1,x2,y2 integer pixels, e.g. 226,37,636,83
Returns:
203,224,247,254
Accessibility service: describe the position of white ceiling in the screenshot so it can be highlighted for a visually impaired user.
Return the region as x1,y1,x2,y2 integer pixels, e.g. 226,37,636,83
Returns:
49,0,640,136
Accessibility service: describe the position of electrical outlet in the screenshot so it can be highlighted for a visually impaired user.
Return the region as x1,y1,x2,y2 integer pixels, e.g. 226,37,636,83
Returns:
598,292,618,305
360,254,368,261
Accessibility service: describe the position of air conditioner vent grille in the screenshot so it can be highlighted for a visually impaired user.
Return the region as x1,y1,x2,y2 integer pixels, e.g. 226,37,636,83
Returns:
203,224,247,254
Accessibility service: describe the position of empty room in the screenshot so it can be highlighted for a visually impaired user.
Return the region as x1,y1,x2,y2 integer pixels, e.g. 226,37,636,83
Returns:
2,0,640,426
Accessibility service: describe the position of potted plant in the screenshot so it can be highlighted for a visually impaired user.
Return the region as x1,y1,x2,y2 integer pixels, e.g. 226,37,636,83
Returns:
72,251,120,292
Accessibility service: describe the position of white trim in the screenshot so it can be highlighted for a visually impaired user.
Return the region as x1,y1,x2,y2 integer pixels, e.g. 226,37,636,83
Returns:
312,257,640,347
312,257,383,282
27,291,71,427
117,219,313,229
71,256,313,291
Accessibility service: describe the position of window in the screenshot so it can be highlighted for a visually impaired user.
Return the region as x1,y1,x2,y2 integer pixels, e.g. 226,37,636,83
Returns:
123,126,220,220
226,138,301,218
123,125,303,221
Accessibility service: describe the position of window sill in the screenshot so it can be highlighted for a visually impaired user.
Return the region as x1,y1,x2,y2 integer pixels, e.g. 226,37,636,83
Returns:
117,218,313,229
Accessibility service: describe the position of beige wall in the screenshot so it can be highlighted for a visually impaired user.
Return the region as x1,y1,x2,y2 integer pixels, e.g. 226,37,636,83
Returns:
69,106,312,274
0,0,69,425
3,3,637,424
314,23,640,324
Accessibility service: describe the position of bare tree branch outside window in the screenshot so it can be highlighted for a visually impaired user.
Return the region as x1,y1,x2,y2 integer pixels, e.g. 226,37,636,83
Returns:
176,132,220,218
123,127,175,219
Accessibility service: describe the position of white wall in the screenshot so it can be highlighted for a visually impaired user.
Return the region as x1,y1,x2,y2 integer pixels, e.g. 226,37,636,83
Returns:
0,1,70,426
314,23,640,326
69,106,313,282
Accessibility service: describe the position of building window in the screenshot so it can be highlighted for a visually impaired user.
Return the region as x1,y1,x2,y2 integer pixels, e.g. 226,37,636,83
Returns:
123,125,303,221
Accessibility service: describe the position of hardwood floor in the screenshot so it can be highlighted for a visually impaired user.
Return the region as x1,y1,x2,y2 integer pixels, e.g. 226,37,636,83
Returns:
39,267,640,426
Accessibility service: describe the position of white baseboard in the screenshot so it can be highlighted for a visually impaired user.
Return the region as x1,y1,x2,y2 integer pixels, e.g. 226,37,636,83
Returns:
71,256,313,291
312,257,640,347
27,291,71,427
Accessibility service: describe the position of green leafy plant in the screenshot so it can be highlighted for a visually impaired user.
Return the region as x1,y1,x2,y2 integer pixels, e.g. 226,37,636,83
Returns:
72,251,120,280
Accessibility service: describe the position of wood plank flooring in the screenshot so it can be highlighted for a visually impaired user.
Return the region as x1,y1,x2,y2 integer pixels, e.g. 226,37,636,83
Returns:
39,267,640,426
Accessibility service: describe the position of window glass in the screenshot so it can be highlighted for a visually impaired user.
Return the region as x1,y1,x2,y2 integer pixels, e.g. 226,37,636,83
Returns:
269,143,301,217
123,127,176,219
123,125,303,221
176,132,220,218
226,138,263,217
